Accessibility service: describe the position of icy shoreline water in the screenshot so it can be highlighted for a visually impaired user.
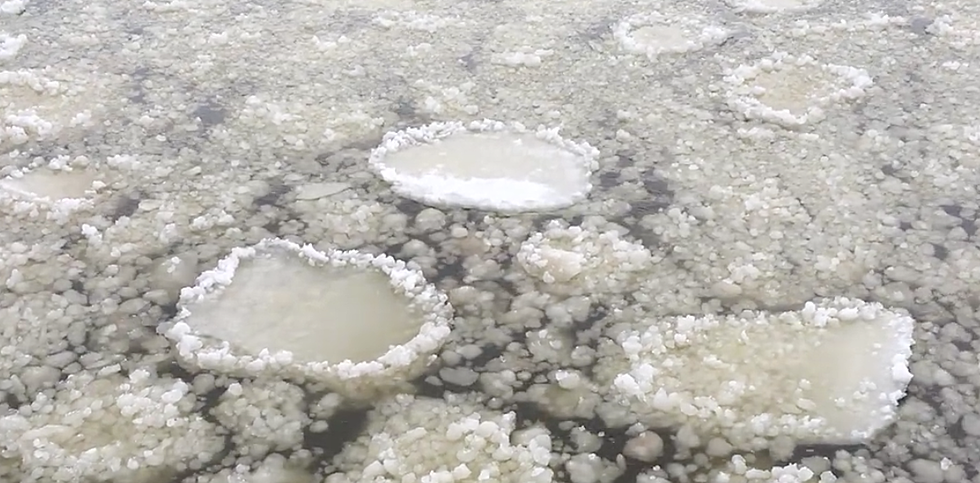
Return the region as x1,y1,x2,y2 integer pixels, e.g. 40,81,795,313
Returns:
2,0,980,482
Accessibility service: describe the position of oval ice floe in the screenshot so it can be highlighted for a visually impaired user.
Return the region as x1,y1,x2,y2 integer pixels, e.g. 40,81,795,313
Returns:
614,11,730,57
0,154,136,222
0,68,124,149
326,393,555,483
162,237,454,398
723,0,824,14
369,120,599,212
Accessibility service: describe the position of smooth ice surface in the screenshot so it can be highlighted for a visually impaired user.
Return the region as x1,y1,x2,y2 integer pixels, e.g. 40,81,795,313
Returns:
377,131,593,211
795,316,913,442
183,253,425,365
752,68,825,113
632,25,691,50
0,170,95,199
610,299,915,446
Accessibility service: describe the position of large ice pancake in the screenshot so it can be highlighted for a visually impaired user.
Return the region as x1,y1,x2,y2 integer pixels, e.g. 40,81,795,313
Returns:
0,155,136,222
723,52,873,129
182,254,425,365
369,120,599,212
614,11,730,57
163,238,454,397
605,297,915,449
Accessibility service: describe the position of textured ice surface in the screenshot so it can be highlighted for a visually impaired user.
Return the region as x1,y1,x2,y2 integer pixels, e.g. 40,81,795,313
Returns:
607,298,915,448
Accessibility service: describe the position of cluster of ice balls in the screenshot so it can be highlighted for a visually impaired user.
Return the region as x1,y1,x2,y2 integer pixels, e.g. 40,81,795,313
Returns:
326,394,555,483
0,367,224,482
723,52,873,128
213,379,310,456
0,154,137,223
517,220,656,295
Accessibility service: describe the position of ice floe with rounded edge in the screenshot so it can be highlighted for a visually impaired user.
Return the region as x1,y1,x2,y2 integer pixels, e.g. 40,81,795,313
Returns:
326,393,554,483
487,18,564,67
162,237,454,398
723,52,873,128
0,154,136,221
783,14,912,38
614,11,730,57
368,119,599,212
723,0,823,14
372,10,458,32
234,94,387,152
602,297,914,452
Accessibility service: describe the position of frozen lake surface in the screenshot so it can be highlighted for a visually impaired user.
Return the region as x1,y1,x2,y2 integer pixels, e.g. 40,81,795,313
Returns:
1,0,979,482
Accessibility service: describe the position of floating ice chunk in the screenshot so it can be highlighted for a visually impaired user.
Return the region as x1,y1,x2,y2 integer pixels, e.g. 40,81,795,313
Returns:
715,455,837,483
517,220,655,295
723,0,823,14
490,50,554,67
522,246,586,283
614,12,730,57
369,120,599,212
485,19,565,68
142,0,190,12
1,167,97,200
519,378,604,420
623,431,664,462
603,297,915,451
565,453,623,483
162,238,454,397
0,155,121,222
929,14,980,49
327,394,554,483
723,52,873,128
